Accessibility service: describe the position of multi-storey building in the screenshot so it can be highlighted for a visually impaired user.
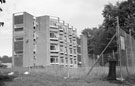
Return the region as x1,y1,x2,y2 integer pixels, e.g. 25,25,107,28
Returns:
12,12,88,68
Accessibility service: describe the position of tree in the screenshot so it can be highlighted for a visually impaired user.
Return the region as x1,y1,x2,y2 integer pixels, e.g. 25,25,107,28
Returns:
0,55,12,63
81,27,97,54
81,26,107,55
101,0,135,53
82,0,135,57
0,0,6,27
103,0,135,35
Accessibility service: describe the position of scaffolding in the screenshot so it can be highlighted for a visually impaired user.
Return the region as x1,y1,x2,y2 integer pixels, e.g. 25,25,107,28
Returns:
86,16,135,80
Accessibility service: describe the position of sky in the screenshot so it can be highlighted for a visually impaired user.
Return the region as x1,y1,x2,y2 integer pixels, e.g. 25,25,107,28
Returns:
0,0,126,57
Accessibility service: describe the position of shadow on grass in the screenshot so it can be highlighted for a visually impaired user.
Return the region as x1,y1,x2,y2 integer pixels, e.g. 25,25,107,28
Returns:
103,75,135,86
0,75,16,86
125,74,135,85
76,73,134,86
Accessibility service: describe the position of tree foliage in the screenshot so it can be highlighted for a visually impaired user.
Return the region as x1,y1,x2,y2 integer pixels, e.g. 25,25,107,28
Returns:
0,0,6,4
103,0,135,34
0,0,6,27
82,26,107,55
0,55,12,63
82,0,135,56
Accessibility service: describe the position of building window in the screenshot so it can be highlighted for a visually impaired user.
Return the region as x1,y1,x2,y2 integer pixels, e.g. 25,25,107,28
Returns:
74,49,76,54
59,35,63,40
50,57,55,63
59,25,64,31
69,38,72,43
50,56,58,63
77,46,81,53
14,54,23,67
14,41,23,52
73,40,76,45
60,57,64,63
70,58,73,64
50,21,57,26
68,29,72,35
50,43,58,50
74,59,77,64
70,48,72,54
65,57,68,64
14,15,23,24
77,55,81,62
14,27,23,32
50,31,58,38
64,36,67,41
77,38,81,45
60,45,64,52
65,48,68,53
56,57,58,63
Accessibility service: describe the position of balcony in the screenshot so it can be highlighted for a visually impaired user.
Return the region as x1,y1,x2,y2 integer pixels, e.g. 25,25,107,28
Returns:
50,28,58,32
50,37,59,41
50,40,59,44
14,24,24,28
49,16,59,29
50,25,58,29
50,52,59,56
50,50,59,53
14,27,24,35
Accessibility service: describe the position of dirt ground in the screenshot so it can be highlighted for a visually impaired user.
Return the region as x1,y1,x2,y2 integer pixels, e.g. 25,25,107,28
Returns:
0,67,135,86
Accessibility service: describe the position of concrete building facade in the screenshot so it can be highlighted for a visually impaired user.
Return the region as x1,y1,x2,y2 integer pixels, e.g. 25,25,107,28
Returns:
12,12,88,68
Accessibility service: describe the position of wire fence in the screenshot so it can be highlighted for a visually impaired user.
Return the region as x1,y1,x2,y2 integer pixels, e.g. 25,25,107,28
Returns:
88,29,135,78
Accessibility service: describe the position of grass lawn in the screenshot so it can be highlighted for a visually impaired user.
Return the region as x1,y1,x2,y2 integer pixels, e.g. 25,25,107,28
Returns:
0,66,134,86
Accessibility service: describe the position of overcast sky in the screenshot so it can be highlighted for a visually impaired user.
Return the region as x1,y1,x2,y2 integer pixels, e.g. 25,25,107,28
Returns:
0,0,125,56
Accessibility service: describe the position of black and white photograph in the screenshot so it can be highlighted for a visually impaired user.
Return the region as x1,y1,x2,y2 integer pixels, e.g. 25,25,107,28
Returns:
0,0,135,86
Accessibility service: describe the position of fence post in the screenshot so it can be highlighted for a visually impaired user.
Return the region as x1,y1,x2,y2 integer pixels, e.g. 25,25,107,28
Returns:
129,29,134,66
102,54,104,66
116,16,124,80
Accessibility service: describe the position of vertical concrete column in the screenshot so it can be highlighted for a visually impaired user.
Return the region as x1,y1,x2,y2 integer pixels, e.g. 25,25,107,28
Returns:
80,35,89,68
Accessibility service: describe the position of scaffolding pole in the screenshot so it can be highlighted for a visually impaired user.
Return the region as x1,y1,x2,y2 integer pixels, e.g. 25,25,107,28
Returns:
116,16,124,81
86,33,116,76
129,29,134,67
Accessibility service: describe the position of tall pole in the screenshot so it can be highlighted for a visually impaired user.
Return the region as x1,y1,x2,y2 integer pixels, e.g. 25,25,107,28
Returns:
87,33,116,76
129,29,134,66
102,54,104,66
112,50,115,59
116,16,123,80
124,28,130,75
